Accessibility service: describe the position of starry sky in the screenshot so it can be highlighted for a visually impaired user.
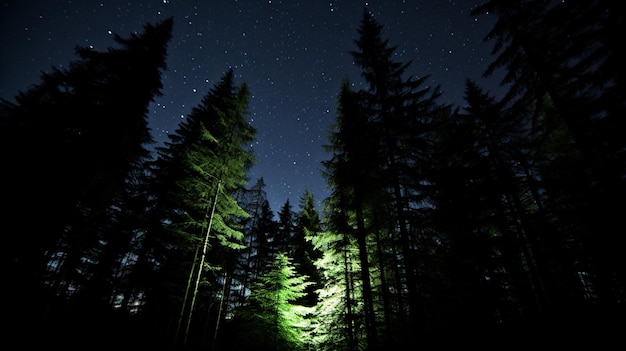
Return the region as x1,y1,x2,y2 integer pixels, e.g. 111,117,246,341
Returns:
1,0,501,215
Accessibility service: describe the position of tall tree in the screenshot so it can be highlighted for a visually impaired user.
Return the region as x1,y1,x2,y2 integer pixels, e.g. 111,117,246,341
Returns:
322,78,382,349
1,17,173,324
472,0,625,314
348,6,450,339
140,68,256,347
233,177,273,307
424,79,551,339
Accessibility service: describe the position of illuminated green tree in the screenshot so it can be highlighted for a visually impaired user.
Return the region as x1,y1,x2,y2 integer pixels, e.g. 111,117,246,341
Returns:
307,225,363,351
234,252,314,351
140,68,256,347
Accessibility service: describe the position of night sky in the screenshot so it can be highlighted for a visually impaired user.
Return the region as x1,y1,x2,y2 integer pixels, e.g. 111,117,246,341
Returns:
1,0,500,215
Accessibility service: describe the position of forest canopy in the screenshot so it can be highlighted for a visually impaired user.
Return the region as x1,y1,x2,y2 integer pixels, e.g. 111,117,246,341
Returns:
2,2,624,350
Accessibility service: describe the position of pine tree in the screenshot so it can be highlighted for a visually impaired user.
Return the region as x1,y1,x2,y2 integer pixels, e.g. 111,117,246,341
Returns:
233,177,272,306
1,17,173,323
293,188,324,307
322,78,382,349
337,7,451,345
276,198,296,255
472,0,625,316
307,214,364,351
140,68,256,346
425,79,549,338
233,252,314,351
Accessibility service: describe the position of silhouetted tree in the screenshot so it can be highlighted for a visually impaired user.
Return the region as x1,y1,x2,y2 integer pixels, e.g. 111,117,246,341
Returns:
293,188,324,306
233,177,272,306
473,0,625,319
322,78,382,350
1,18,173,339
276,198,296,255
346,6,451,345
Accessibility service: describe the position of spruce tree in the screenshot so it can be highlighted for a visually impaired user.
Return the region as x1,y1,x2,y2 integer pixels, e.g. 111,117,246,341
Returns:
307,212,363,351
294,188,324,306
322,79,382,349
472,0,625,316
276,199,296,255
341,6,450,343
1,17,172,321
233,177,271,306
233,252,314,351
142,68,256,346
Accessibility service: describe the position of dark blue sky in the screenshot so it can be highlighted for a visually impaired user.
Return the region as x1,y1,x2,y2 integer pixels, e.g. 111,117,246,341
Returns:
1,0,500,215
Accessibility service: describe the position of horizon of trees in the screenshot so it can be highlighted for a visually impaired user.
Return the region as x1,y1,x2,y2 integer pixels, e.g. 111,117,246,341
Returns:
2,1,624,350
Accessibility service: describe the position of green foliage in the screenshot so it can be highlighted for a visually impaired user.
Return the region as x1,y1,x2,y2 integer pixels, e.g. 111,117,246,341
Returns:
153,68,255,253
4,3,626,349
142,68,257,347
307,229,364,351
235,252,314,351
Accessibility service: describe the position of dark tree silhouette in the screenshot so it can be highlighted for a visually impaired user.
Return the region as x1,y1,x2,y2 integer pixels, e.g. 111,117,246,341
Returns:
1,3,624,349
473,0,625,325
2,18,173,347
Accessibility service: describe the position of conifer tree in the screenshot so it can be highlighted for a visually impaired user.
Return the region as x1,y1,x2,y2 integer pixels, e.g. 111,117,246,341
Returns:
1,17,173,316
322,79,382,349
472,0,625,314
141,68,256,346
307,207,364,351
334,7,450,345
233,177,271,305
233,252,314,351
276,198,296,255
425,79,546,336
294,188,324,306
